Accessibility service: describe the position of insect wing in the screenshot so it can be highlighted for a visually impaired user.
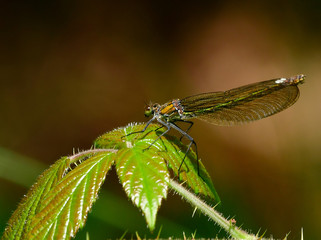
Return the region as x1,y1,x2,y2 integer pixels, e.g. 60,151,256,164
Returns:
180,77,303,126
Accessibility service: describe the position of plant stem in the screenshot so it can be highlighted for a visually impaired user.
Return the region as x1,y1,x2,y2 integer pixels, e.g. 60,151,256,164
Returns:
169,179,258,240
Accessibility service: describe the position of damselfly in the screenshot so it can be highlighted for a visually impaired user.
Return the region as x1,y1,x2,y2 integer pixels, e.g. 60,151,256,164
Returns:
133,74,305,174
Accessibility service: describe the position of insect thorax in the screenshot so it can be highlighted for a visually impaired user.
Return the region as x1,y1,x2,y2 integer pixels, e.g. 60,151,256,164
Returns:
157,99,185,122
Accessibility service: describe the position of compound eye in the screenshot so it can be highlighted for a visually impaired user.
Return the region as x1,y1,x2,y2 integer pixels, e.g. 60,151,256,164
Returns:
144,105,153,117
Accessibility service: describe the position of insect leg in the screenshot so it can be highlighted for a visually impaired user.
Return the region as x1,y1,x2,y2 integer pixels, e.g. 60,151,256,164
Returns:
144,118,171,150
169,122,199,175
173,120,194,141
178,140,199,175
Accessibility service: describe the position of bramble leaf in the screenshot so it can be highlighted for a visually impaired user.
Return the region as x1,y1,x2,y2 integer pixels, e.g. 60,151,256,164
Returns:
2,151,115,240
116,145,169,231
26,152,114,239
3,122,219,239
94,123,220,229
2,157,70,240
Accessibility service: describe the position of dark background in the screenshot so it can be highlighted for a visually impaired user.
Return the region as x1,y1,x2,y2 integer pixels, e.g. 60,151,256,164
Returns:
1,1,321,239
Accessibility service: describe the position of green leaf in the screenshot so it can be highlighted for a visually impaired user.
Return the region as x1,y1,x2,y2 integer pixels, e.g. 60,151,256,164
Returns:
2,151,115,240
157,133,220,202
94,123,220,230
26,152,114,239
3,122,220,239
2,157,70,240
116,146,169,231
95,124,169,230
120,123,218,201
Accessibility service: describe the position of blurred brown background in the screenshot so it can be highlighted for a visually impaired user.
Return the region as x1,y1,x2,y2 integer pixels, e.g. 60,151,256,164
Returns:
1,0,321,239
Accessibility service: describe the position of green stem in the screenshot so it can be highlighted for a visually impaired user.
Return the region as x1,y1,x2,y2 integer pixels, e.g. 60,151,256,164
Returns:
169,179,258,240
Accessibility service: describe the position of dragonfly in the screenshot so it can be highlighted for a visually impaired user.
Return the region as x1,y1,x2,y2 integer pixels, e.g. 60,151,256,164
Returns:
133,74,305,174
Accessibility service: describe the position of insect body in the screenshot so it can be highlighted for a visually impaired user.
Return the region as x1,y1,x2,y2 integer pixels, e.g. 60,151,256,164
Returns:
137,74,305,174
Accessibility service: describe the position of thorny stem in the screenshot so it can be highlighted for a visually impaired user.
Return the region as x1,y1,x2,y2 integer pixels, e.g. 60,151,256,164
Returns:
169,179,259,240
